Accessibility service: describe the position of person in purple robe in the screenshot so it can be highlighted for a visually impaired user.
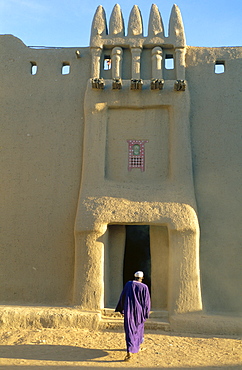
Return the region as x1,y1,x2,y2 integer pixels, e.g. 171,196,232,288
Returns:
115,271,151,361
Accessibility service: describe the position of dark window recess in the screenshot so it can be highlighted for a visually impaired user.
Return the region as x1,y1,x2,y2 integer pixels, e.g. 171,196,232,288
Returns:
103,55,112,70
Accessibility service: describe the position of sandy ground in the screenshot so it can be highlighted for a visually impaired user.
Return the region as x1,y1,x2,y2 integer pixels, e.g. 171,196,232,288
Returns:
0,327,241,369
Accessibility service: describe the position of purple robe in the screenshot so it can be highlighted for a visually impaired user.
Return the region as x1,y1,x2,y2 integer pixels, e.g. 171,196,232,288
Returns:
115,280,151,353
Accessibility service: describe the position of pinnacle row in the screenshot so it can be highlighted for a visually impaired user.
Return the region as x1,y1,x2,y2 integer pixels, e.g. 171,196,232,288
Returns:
90,4,186,48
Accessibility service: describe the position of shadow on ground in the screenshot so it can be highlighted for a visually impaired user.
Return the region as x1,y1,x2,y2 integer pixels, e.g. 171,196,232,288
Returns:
0,344,241,369
0,344,108,362
0,365,242,370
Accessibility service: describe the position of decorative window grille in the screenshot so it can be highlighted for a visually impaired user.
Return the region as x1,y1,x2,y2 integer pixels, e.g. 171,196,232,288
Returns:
127,140,148,172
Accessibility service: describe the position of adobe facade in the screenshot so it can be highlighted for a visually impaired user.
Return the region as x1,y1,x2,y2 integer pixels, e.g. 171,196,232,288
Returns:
0,4,241,334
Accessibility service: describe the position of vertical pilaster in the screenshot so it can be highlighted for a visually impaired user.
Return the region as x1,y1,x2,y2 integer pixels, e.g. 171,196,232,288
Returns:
111,47,123,79
152,47,163,80
73,230,105,310
175,47,186,80
131,47,142,80
168,228,202,314
91,47,102,79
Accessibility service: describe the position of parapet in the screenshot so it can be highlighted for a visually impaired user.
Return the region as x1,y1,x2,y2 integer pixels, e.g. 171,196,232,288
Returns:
89,4,186,89
90,4,186,49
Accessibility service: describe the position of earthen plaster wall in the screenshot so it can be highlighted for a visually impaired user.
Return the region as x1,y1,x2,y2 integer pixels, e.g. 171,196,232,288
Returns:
186,46,242,314
0,35,241,316
0,35,90,304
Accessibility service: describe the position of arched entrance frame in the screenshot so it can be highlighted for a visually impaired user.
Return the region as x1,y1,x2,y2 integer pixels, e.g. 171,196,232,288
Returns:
74,198,202,315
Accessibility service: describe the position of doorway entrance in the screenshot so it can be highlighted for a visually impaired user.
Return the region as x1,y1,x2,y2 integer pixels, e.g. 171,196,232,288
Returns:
123,225,151,293
104,224,161,308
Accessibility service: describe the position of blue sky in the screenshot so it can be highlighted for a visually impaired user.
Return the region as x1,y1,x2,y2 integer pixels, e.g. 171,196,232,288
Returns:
0,0,242,48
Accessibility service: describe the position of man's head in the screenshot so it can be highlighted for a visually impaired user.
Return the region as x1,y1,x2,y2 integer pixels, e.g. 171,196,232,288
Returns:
134,271,144,282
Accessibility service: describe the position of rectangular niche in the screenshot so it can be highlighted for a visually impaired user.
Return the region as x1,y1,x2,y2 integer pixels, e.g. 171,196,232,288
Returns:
105,107,169,183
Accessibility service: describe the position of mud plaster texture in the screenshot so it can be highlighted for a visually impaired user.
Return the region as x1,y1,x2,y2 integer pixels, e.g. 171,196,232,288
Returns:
0,2,242,335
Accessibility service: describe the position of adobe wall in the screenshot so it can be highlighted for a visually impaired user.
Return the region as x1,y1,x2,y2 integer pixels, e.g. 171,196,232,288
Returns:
0,35,90,304
0,34,241,316
186,46,242,313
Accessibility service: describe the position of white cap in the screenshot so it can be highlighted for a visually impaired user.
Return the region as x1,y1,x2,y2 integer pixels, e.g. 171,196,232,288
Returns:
134,271,144,278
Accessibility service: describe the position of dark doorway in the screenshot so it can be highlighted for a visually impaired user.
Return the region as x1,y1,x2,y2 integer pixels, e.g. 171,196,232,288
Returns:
123,225,151,293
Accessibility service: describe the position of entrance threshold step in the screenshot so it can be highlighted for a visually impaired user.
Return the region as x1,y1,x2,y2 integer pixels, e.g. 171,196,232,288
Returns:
100,309,170,331
102,308,168,319
99,317,170,331
145,318,170,331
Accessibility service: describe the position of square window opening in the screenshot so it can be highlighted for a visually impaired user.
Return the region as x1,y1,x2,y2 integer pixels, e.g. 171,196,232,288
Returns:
62,63,71,75
215,61,225,74
165,54,174,70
